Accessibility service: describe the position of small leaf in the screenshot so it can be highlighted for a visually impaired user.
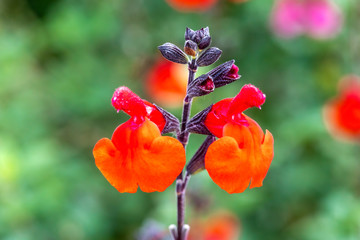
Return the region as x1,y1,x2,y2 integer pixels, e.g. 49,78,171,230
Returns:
196,47,222,67
158,43,189,64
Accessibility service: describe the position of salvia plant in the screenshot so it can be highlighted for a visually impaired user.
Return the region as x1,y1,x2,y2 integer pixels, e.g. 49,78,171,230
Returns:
93,27,275,240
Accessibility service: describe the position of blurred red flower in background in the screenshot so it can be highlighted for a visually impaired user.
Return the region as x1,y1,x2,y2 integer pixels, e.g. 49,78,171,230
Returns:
188,211,240,240
227,0,248,3
270,0,342,39
204,84,274,193
165,0,218,12
93,87,186,193
323,75,360,143
146,58,188,108
165,0,249,12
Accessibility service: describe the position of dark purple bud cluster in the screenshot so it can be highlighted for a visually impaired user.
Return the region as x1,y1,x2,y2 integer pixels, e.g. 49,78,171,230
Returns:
158,27,241,100
185,27,211,50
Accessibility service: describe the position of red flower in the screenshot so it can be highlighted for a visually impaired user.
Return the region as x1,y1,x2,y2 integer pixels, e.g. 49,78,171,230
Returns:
323,75,360,142
146,58,188,108
165,0,218,12
228,0,248,3
93,87,186,193
204,84,274,193
188,211,240,240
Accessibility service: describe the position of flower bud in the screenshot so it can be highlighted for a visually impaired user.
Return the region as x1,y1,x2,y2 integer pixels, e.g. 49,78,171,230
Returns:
196,47,222,66
187,75,215,98
184,27,211,49
207,60,241,88
158,42,189,64
198,36,211,50
184,40,198,57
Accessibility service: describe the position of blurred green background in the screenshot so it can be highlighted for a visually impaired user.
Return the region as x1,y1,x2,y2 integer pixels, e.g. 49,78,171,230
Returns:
1,0,360,239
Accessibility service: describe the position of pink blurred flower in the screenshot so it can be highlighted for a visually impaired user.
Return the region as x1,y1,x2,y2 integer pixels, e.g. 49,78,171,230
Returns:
271,0,342,39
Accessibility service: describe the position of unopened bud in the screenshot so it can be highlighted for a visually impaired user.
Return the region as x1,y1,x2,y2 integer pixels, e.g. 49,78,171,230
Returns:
158,42,189,64
184,40,197,57
187,75,215,98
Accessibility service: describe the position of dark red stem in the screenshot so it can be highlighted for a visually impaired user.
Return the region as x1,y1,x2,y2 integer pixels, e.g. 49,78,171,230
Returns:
176,58,197,240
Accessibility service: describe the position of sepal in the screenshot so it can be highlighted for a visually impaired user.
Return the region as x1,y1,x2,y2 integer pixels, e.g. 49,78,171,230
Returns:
154,104,180,134
196,47,222,67
186,135,216,175
185,27,197,41
158,43,189,64
187,75,215,98
198,36,211,50
187,105,213,135
208,60,241,87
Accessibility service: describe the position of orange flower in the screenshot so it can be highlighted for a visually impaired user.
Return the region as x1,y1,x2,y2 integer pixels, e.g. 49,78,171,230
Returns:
204,84,274,194
93,87,186,193
323,75,360,142
146,58,188,108
165,0,218,12
188,211,240,240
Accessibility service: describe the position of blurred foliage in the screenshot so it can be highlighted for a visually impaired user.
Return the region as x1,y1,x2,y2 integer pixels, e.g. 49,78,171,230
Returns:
1,0,360,239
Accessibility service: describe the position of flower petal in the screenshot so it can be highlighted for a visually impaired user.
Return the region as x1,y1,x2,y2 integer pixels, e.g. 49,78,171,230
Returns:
93,138,138,193
233,116,274,189
206,118,274,193
250,129,274,188
134,136,186,192
205,134,252,194
94,119,185,193
204,98,232,137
